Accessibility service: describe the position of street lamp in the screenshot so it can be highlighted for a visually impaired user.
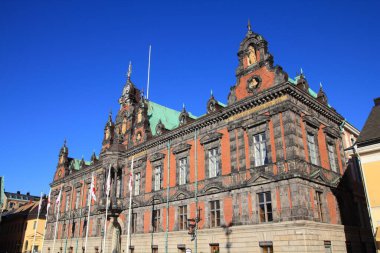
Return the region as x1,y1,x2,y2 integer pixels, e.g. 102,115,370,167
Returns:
187,207,202,241
100,228,104,253
221,222,233,253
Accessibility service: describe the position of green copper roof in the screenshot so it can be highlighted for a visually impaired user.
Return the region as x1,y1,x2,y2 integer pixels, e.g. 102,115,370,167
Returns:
70,159,91,170
148,101,181,136
147,101,199,136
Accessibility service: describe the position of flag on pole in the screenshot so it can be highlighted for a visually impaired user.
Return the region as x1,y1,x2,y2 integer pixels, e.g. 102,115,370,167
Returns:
129,171,133,192
90,174,97,201
37,194,42,213
106,168,111,197
56,187,62,210
47,190,51,214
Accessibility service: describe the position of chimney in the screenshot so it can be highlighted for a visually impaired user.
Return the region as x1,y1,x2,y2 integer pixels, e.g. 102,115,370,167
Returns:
17,191,20,194
26,192,30,196
374,97,380,106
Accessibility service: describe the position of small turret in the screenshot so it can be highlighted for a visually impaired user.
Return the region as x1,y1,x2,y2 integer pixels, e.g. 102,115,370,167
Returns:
317,82,328,105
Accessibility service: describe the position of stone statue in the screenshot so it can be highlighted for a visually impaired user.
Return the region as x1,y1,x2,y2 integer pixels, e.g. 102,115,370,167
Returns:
247,45,257,65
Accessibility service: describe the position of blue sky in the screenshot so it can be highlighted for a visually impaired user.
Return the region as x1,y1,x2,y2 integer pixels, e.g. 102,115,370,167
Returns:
1,0,379,195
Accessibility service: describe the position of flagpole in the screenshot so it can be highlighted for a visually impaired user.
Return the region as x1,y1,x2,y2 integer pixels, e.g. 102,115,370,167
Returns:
31,192,43,253
103,165,112,253
84,172,94,253
41,188,51,253
165,141,170,253
52,186,63,253
146,45,151,100
126,156,134,253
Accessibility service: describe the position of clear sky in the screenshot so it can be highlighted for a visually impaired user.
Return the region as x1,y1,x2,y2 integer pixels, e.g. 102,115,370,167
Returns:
1,0,379,196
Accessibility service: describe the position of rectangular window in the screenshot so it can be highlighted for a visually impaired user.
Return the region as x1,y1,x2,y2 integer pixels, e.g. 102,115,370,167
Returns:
316,191,323,222
178,205,188,230
261,246,274,253
210,200,220,227
258,192,273,222
208,148,219,178
327,143,337,172
254,133,267,166
153,209,160,232
154,166,162,191
307,133,318,165
134,173,141,196
96,218,102,236
131,213,137,233
65,194,70,212
324,241,332,253
75,190,81,209
179,158,187,185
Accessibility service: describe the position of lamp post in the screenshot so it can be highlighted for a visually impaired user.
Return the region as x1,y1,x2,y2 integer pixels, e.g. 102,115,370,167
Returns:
221,222,233,253
100,228,104,253
187,207,202,241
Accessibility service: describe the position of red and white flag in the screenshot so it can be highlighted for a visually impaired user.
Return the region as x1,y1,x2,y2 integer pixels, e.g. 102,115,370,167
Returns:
90,174,97,202
46,190,51,213
106,168,111,197
55,187,62,211
129,157,134,192
129,172,133,191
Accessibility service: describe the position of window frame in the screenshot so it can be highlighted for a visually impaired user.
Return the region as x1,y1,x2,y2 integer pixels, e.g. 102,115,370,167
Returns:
134,173,141,196
253,132,268,166
152,209,161,232
178,205,188,230
257,191,273,223
209,200,221,228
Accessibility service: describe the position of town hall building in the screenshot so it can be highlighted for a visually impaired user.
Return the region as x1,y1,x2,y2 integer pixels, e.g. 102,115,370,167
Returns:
42,23,374,253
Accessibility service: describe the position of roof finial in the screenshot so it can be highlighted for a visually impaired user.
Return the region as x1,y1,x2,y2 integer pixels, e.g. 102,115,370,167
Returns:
108,110,113,122
300,67,303,75
127,61,132,80
211,89,213,96
319,82,323,89
247,19,252,32
63,138,67,147
182,103,185,110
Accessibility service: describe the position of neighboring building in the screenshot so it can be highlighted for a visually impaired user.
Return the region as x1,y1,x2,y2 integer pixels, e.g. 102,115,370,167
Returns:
43,24,373,253
3,191,40,211
0,200,47,253
350,98,380,251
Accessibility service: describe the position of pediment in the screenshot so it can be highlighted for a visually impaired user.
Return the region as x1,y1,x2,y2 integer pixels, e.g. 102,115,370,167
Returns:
170,189,191,201
246,173,271,185
242,115,270,129
323,126,340,139
149,152,165,162
202,182,223,194
302,115,320,129
200,132,223,145
172,143,192,154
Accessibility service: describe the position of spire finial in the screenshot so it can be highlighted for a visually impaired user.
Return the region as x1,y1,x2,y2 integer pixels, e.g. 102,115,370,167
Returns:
182,103,185,110
247,19,252,32
63,138,67,147
108,110,113,123
300,67,303,75
319,82,323,89
127,61,132,80
211,89,213,96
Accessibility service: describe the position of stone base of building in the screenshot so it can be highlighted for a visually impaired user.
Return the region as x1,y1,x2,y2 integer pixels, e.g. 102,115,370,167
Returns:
43,220,374,253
